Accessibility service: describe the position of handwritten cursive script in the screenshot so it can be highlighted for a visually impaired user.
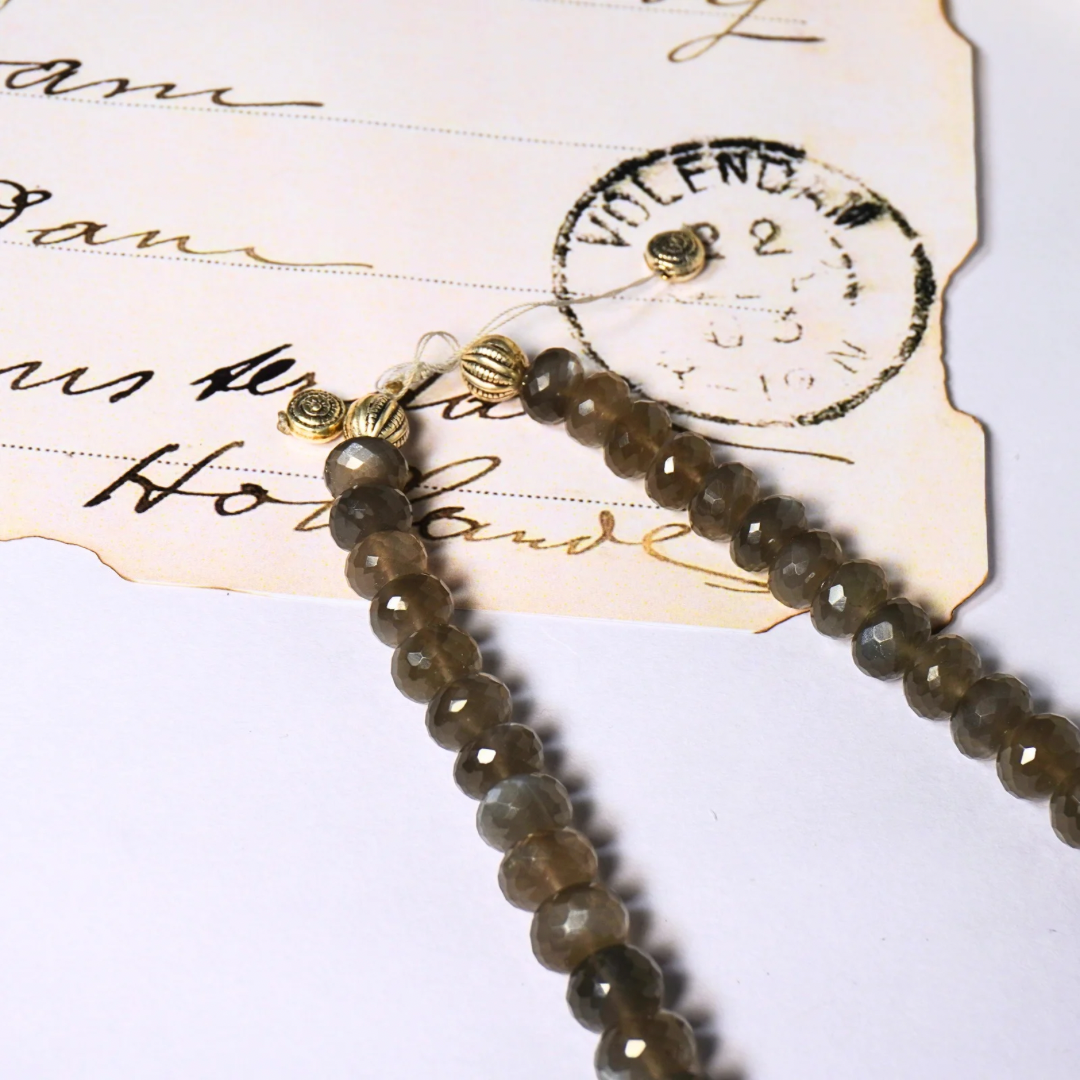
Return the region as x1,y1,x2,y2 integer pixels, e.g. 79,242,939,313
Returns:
0,58,323,109
416,504,765,594
0,178,51,231
637,0,823,63
26,219,374,271
667,1,822,63
84,441,766,594
0,346,319,407
0,360,153,403
407,387,525,422
84,442,325,517
192,346,315,401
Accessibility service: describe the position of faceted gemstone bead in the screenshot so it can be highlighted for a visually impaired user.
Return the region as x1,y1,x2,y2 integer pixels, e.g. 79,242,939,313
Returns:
454,723,544,799
499,828,598,911
852,599,931,680
476,773,573,851
391,625,481,703
768,530,843,609
595,1010,699,1080
323,436,409,497
426,673,512,750
997,714,1080,799
1050,770,1080,848
951,674,1032,759
645,433,714,511
530,883,630,973
328,483,412,551
369,573,453,647
345,530,428,600
811,560,889,638
521,347,584,424
567,943,665,1034
566,371,631,447
730,496,807,572
903,635,982,719
688,463,760,542
604,400,672,479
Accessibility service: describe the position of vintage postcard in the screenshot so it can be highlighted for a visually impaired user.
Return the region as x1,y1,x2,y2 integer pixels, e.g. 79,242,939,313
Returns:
0,0,984,629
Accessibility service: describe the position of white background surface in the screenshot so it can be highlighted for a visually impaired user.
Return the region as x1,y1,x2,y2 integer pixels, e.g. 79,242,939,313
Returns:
1,2,1079,1078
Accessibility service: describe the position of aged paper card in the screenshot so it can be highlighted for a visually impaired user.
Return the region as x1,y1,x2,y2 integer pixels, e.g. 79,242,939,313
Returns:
0,0,984,629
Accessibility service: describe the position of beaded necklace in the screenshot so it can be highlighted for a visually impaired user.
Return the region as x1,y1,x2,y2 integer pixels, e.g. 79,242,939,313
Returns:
277,227,1080,1080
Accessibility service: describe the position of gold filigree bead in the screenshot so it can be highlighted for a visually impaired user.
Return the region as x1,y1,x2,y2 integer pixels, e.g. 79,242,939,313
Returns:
644,226,707,283
460,335,529,402
277,387,346,442
343,391,410,448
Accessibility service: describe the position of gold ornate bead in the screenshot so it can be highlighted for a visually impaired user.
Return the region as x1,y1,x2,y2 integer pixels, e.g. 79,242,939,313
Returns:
460,335,529,402
343,391,410,448
277,387,346,442
644,226,707,283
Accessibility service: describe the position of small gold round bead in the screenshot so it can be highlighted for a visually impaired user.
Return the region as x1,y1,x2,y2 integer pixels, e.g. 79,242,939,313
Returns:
644,226,708,284
343,391,410,448
277,387,346,442
460,335,529,403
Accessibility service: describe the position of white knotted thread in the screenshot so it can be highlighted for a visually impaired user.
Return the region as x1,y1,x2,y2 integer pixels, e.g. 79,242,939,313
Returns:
375,273,657,399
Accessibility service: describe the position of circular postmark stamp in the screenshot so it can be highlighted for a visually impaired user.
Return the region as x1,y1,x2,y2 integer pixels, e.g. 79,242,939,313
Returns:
554,139,935,429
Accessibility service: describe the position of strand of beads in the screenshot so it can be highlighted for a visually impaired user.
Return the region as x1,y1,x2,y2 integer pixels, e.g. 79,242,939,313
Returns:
322,434,703,1080
516,345,1080,850
311,329,1078,1079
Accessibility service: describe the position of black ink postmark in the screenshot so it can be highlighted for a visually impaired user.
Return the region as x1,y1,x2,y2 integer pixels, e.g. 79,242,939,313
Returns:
554,139,935,429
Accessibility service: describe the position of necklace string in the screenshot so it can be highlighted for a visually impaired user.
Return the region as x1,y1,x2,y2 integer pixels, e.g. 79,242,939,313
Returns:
375,273,657,399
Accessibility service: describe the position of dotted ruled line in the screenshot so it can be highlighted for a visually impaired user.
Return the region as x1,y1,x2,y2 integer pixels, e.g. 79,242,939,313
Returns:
0,441,665,509
0,441,319,480
0,238,553,293
0,239,792,315
0,442,141,465
522,0,807,24
414,484,662,512
0,87,646,153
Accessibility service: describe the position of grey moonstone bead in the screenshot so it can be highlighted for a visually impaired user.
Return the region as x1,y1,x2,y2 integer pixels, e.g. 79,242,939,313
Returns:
530,882,629,973
730,495,808,572
369,573,453,647
391,625,482,703
997,715,1080,799
323,437,409,496
951,674,1032,759
903,634,982,719
521,347,584,424
566,371,632,447
604,400,672,479
345,530,428,600
500,827,598,911
811,560,889,638
476,773,573,851
328,483,412,551
645,432,714,511
688,462,760,542
453,722,544,799
567,943,665,1034
852,599,932,680
595,1010,699,1080
1051,769,1080,848
426,673,512,750
768,529,843,609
